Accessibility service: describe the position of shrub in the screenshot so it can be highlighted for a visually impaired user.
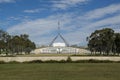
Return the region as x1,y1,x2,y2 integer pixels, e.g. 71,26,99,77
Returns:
66,56,72,62
73,59,114,63
8,61,20,64
25,60,43,63
0,61,5,64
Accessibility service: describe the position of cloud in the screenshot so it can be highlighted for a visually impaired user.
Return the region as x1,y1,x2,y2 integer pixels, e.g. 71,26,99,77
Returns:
7,13,82,45
24,9,43,13
52,0,89,10
7,3,120,46
84,3,120,20
0,0,16,3
7,16,20,21
7,13,75,44
85,14,120,30
77,3,120,31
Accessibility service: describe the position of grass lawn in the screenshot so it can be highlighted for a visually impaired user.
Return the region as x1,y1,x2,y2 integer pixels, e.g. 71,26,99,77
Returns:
0,63,120,80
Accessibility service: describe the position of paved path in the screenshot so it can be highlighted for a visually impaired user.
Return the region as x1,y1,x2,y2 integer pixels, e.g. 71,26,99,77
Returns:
0,56,120,62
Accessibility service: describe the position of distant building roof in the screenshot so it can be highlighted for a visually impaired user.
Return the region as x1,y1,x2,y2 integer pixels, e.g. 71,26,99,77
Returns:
53,42,66,47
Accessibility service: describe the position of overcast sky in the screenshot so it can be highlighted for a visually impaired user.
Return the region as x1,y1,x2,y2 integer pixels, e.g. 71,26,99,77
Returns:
0,0,120,46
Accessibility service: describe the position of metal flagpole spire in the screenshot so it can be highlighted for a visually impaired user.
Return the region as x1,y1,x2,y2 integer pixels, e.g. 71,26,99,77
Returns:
49,21,69,47
58,21,60,34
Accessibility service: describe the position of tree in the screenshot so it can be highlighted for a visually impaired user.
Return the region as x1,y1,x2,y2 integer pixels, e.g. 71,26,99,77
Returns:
87,28,115,55
8,34,36,54
0,29,10,55
0,29,36,56
114,33,120,54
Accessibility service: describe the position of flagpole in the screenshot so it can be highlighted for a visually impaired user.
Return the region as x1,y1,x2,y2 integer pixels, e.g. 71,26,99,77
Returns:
58,21,60,34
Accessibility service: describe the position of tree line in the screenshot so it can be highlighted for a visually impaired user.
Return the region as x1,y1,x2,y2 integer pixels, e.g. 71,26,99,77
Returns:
0,29,36,55
87,28,120,55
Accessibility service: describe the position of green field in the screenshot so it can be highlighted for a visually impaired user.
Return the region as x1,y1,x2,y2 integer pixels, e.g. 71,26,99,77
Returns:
0,63,120,80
